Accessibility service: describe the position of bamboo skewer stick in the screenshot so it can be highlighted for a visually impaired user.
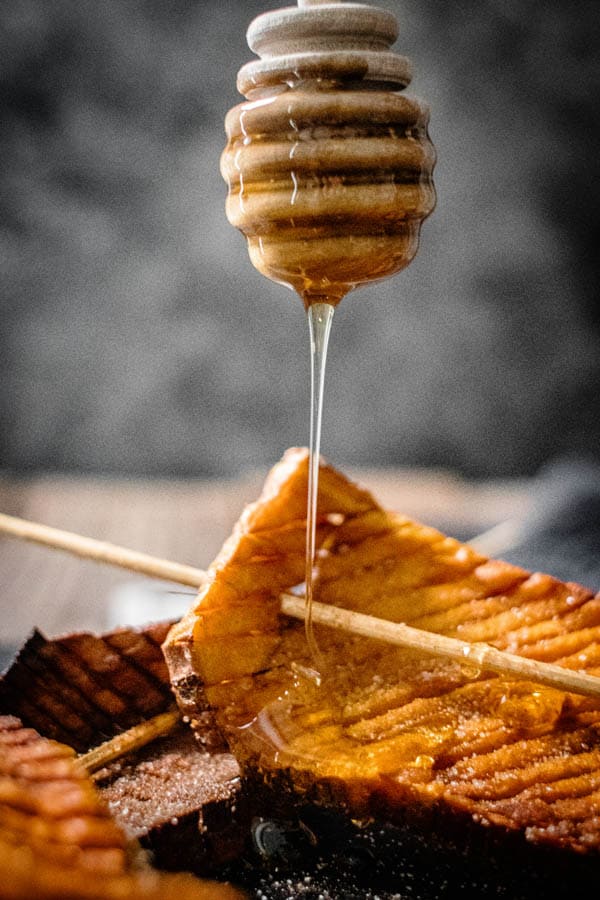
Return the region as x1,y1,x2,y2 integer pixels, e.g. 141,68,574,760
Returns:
280,593,600,697
0,512,205,587
79,708,181,774
1,511,600,700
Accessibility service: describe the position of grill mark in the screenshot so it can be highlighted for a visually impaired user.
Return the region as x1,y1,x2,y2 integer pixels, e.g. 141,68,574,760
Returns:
515,769,600,807
1,738,74,768
318,534,524,623
320,529,448,578
0,626,174,752
372,573,531,623
30,639,127,742
3,629,128,726
437,570,569,628
59,629,170,700
445,750,600,802
433,722,526,770
0,690,73,749
491,594,600,654
523,783,600,820
320,562,477,609
61,632,165,704
0,724,42,747
409,591,521,633
5,649,107,750
144,631,175,681
340,667,486,725
53,643,169,746
472,783,600,828
559,641,600,671
9,758,82,783
103,631,172,700
525,818,600,851
0,717,127,851
452,593,586,647
0,803,126,855
38,640,127,721
508,626,600,664
351,689,562,771
358,566,598,669
447,725,600,782
346,680,501,742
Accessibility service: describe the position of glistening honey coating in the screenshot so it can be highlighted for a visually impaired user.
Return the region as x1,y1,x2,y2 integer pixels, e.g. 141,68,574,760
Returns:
164,449,600,855
220,3,436,307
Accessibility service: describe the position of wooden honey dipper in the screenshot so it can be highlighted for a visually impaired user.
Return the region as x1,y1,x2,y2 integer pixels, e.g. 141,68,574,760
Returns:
221,0,436,308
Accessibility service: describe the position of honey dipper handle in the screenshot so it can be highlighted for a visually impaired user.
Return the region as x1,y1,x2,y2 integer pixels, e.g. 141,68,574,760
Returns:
241,1,408,95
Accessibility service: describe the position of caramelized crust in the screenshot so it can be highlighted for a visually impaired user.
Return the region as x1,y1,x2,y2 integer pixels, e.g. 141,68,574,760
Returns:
164,448,600,854
0,716,245,899
0,622,174,752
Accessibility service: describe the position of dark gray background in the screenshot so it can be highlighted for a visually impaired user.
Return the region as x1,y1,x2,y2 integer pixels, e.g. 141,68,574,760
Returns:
1,0,598,480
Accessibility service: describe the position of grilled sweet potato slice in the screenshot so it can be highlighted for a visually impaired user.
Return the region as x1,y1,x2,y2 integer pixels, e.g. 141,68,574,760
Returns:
0,622,175,752
0,715,245,899
0,622,244,877
164,447,600,854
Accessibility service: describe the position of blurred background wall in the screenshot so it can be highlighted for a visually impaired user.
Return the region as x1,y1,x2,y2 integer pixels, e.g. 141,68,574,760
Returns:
1,0,598,481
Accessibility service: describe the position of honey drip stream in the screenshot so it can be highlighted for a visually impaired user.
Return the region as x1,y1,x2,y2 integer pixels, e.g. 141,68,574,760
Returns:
304,300,335,672
220,0,438,784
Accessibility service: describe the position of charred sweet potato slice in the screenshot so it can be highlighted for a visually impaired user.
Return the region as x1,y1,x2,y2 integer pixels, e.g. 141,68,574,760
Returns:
0,621,248,880
164,448,600,854
0,622,174,752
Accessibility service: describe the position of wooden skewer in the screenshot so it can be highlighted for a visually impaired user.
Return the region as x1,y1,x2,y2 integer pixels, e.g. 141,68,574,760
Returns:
279,593,600,698
79,708,181,774
1,511,600,700
0,511,205,587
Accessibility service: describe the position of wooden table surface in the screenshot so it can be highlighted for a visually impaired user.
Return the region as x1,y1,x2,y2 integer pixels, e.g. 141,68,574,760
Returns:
0,465,531,648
